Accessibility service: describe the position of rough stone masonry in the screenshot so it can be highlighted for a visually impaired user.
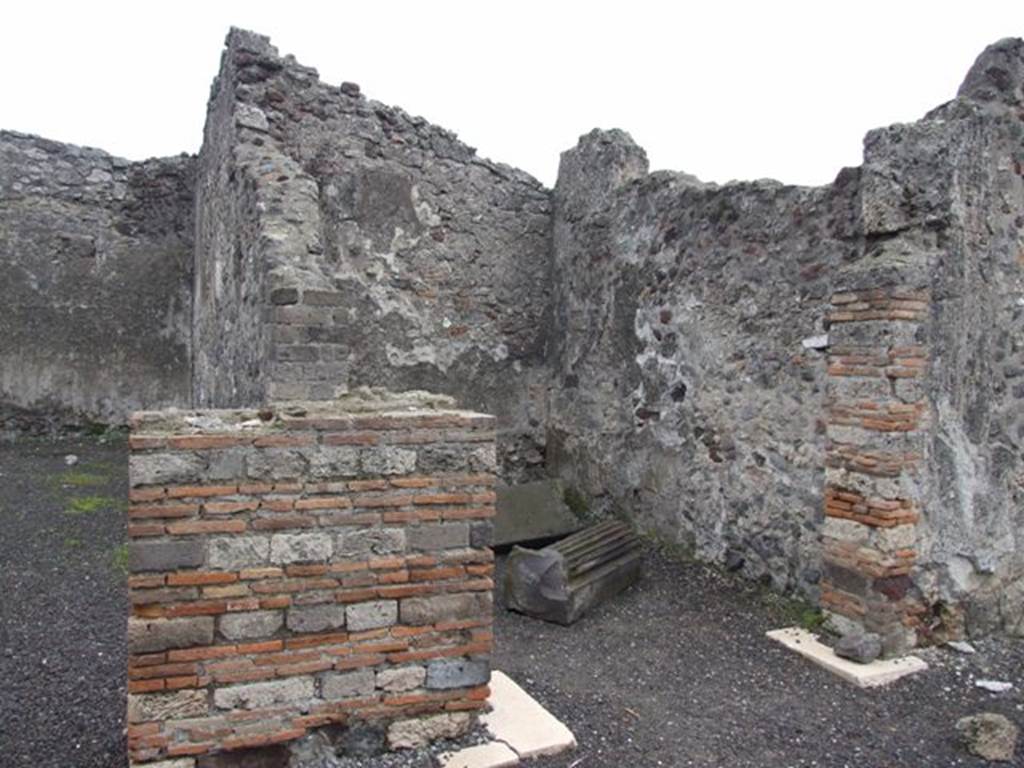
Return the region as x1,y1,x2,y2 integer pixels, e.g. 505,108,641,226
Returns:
2,29,1023,654
126,396,495,765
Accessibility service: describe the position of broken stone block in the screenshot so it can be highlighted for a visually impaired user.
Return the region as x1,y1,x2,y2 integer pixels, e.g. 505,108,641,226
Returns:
504,520,643,625
387,712,471,750
956,712,1019,762
493,479,582,547
834,631,883,664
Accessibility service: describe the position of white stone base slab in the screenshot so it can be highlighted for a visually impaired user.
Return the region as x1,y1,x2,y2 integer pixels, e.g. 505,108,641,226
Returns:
442,741,520,768
441,670,577,767
766,627,928,688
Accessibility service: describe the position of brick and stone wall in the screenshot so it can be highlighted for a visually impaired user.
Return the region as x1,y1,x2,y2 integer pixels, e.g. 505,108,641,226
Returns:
822,38,1024,649
822,287,930,655
125,395,496,765
0,131,194,437
192,29,552,482
545,129,859,597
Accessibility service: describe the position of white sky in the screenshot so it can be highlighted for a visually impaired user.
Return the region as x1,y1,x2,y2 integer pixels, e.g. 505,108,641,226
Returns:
2,1,1021,188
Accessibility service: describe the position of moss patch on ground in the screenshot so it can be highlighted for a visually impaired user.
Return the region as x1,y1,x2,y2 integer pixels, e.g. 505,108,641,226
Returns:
65,495,121,515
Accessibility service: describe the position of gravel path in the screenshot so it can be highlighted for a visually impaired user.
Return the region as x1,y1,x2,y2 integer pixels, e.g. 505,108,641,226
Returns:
1,438,1022,767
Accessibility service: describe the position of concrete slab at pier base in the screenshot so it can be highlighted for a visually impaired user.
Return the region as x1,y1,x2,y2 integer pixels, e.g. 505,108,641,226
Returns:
767,627,928,688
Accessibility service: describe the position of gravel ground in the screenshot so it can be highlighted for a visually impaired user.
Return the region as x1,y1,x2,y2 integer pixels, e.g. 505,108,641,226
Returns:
0,437,128,768
1,437,1022,767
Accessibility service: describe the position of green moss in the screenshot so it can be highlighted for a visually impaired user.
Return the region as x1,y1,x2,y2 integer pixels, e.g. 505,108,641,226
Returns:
112,543,129,577
83,421,109,437
562,486,590,518
65,495,119,514
57,471,108,488
63,536,82,549
764,592,832,633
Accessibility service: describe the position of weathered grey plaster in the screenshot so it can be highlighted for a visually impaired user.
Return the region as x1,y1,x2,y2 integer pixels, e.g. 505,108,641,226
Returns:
0,131,194,435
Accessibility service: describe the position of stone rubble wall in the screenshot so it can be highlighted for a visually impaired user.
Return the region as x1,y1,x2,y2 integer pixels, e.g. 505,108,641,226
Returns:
125,401,495,765
822,42,1024,647
546,129,859,597
0,131,194,436
191,29,552,482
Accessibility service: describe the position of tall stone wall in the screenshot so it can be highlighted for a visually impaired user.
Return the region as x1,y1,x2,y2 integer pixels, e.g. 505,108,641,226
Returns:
192,30,552,482
916,42,1024,639
0,131,194,435
822,39,1024,649
546,129,860,596
126,397,495,765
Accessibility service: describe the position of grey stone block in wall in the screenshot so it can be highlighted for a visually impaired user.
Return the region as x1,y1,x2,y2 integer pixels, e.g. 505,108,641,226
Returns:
346,600,398,631
246,448,307,481
218,610,283,641
269,532,332,564
205,449,247,481
376,665,426,693
425,658,490,690
361,447,417,476
286,604,346,634
408,523,469,551
400,593,492,626
207,535,270,570
127,690,208,723
129,540,204,572
308,447,360,479
322,668,375,700
128,617,215,653
212,676,315,710
129,453,205,487
335,528,406,558
416,445,471,474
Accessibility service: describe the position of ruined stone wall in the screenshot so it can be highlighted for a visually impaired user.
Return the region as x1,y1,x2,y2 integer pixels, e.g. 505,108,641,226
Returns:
820,40,1024,650
192,30,552,482
913,43,1024,639
191,44,274,409
546,130,860,596
126,397,495,765
0,131,194,435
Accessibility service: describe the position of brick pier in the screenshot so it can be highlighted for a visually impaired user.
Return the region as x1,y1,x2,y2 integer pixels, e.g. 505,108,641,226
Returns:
822,288,929,655
125,398,496,765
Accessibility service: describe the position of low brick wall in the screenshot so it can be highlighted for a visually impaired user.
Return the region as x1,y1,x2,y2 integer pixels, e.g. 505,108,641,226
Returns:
125,400,496,766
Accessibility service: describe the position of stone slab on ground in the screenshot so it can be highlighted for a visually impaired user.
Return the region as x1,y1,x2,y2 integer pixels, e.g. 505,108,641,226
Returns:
482,671,577,758
441,742,520,768
766,627,928,688
493,480,582,547
440,670,576,767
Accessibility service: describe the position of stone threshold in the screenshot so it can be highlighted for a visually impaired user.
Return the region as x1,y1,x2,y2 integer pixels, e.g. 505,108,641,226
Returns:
441,671,577,767
766,627,928,688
